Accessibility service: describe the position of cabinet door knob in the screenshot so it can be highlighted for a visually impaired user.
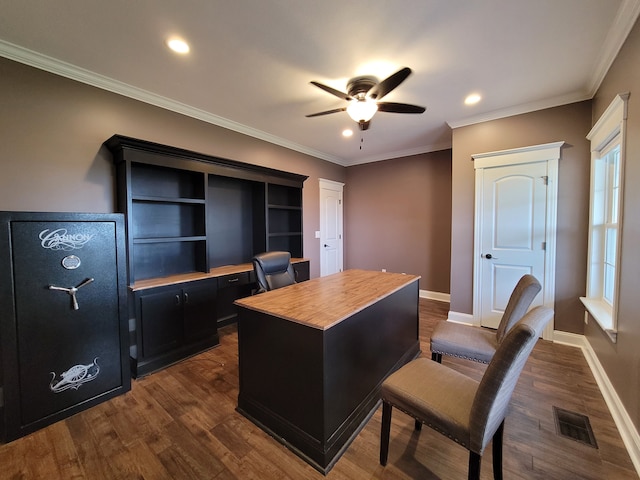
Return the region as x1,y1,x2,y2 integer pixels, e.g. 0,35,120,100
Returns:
175,294,181,305
184,292,189,304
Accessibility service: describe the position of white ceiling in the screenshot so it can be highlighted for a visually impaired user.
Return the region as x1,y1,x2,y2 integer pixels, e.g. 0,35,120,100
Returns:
1,0,639,166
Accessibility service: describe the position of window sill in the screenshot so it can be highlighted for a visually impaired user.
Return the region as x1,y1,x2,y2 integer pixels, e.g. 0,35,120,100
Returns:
580,297,617,343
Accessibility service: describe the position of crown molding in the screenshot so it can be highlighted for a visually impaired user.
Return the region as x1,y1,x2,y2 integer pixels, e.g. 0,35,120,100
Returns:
0,39,345,166
446,90,592,129
345,141,452,166
587,0,640,95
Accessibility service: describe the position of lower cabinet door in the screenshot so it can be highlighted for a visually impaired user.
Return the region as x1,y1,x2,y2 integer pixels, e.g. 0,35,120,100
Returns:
183,279,218,341
134,279,219,376
138,287,184,358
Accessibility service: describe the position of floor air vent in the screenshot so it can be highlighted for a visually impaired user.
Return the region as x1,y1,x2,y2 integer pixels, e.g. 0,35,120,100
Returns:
553,406,598,448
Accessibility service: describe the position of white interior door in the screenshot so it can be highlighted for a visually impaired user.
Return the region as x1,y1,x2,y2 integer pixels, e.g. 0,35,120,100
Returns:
473,142,562,339
479,162,547,328
319,179,344,276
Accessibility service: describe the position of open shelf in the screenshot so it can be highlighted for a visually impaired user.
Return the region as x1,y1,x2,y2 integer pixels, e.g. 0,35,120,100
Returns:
132,202,206,240
267,183,301,207
266,183,303,257
131,163,205,200
133,240,207,281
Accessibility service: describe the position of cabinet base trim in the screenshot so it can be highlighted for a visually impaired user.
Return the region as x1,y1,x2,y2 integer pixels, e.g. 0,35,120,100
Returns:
131,336,219,378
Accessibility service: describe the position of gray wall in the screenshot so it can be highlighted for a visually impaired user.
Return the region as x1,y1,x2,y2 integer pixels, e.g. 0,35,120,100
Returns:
344,150,452,293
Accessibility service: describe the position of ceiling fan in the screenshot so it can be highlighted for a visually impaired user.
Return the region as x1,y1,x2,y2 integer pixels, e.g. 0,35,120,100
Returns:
306,67,425,131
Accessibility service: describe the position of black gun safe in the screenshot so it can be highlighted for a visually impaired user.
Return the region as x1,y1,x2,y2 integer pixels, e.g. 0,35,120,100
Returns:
0,212,130,441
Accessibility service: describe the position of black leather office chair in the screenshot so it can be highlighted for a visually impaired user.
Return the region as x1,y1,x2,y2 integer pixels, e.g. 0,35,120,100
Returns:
252,251,297,294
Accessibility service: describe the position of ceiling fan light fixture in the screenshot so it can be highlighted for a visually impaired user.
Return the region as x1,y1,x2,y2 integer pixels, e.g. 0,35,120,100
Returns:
465,93,481,105
166,37,190,54
347,99,378,123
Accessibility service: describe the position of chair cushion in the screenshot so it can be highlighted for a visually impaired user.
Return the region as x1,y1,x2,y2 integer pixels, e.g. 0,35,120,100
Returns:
381,357,479,449
267,271,296,290
430,322,497,363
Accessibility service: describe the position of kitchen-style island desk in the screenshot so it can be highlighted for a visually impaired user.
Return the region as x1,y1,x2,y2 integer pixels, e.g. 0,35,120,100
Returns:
235,269,420,474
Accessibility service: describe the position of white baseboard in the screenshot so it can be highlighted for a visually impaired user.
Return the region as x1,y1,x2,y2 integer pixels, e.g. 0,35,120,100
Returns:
419,289,450,303
553,330,640,477
446,310,479,327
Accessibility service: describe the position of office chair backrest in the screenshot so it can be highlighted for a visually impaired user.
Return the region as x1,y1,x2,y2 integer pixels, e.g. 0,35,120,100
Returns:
252,251,296,293
495,274,542,344
469,305,553,453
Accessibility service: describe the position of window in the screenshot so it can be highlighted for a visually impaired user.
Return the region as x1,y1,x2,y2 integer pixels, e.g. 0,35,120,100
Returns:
581,93,628,342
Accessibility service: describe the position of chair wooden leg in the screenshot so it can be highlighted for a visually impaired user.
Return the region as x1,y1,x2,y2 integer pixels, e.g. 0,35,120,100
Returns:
431,352,442,363
468,451,481,480
492,420,504,480
380,401,392,466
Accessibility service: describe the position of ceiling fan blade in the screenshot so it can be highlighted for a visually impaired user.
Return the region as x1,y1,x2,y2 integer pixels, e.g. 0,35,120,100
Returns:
377,102,426,114
367,67,412,100
305,107,347,118
310,81,352,101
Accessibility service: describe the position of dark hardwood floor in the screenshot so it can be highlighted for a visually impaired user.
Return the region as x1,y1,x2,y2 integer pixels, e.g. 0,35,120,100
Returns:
0,299,637,479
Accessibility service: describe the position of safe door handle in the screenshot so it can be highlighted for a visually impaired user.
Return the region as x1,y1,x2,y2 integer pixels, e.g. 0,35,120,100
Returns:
49,278,94,310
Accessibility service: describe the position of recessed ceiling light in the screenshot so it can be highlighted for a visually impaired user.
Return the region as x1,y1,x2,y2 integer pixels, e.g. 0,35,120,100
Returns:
167,37,190,54
465,93,482,105
342,129,353,137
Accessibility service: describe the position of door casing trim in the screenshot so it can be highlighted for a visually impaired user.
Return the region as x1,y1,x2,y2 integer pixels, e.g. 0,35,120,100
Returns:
472,141,564,340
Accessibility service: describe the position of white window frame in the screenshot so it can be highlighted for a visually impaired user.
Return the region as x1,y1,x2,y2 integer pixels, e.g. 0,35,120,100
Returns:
581,93,629,343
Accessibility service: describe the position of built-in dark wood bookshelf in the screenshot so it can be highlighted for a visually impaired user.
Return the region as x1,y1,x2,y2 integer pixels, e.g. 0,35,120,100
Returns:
106,135,308,376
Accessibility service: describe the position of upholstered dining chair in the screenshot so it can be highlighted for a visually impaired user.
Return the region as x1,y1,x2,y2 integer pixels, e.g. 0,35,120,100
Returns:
252,251,297,294
380,306,553,480
430,274,541,364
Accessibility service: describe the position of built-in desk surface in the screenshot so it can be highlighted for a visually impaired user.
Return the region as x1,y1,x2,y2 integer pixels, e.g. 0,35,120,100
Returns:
130,258,308,291
235,269,419,330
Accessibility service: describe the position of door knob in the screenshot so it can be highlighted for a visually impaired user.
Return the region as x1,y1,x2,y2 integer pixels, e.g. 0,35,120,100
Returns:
483,253,498,259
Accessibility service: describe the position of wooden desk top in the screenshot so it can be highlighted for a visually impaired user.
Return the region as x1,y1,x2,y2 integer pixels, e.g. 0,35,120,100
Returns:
130,258,308,291
234,269,420,330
